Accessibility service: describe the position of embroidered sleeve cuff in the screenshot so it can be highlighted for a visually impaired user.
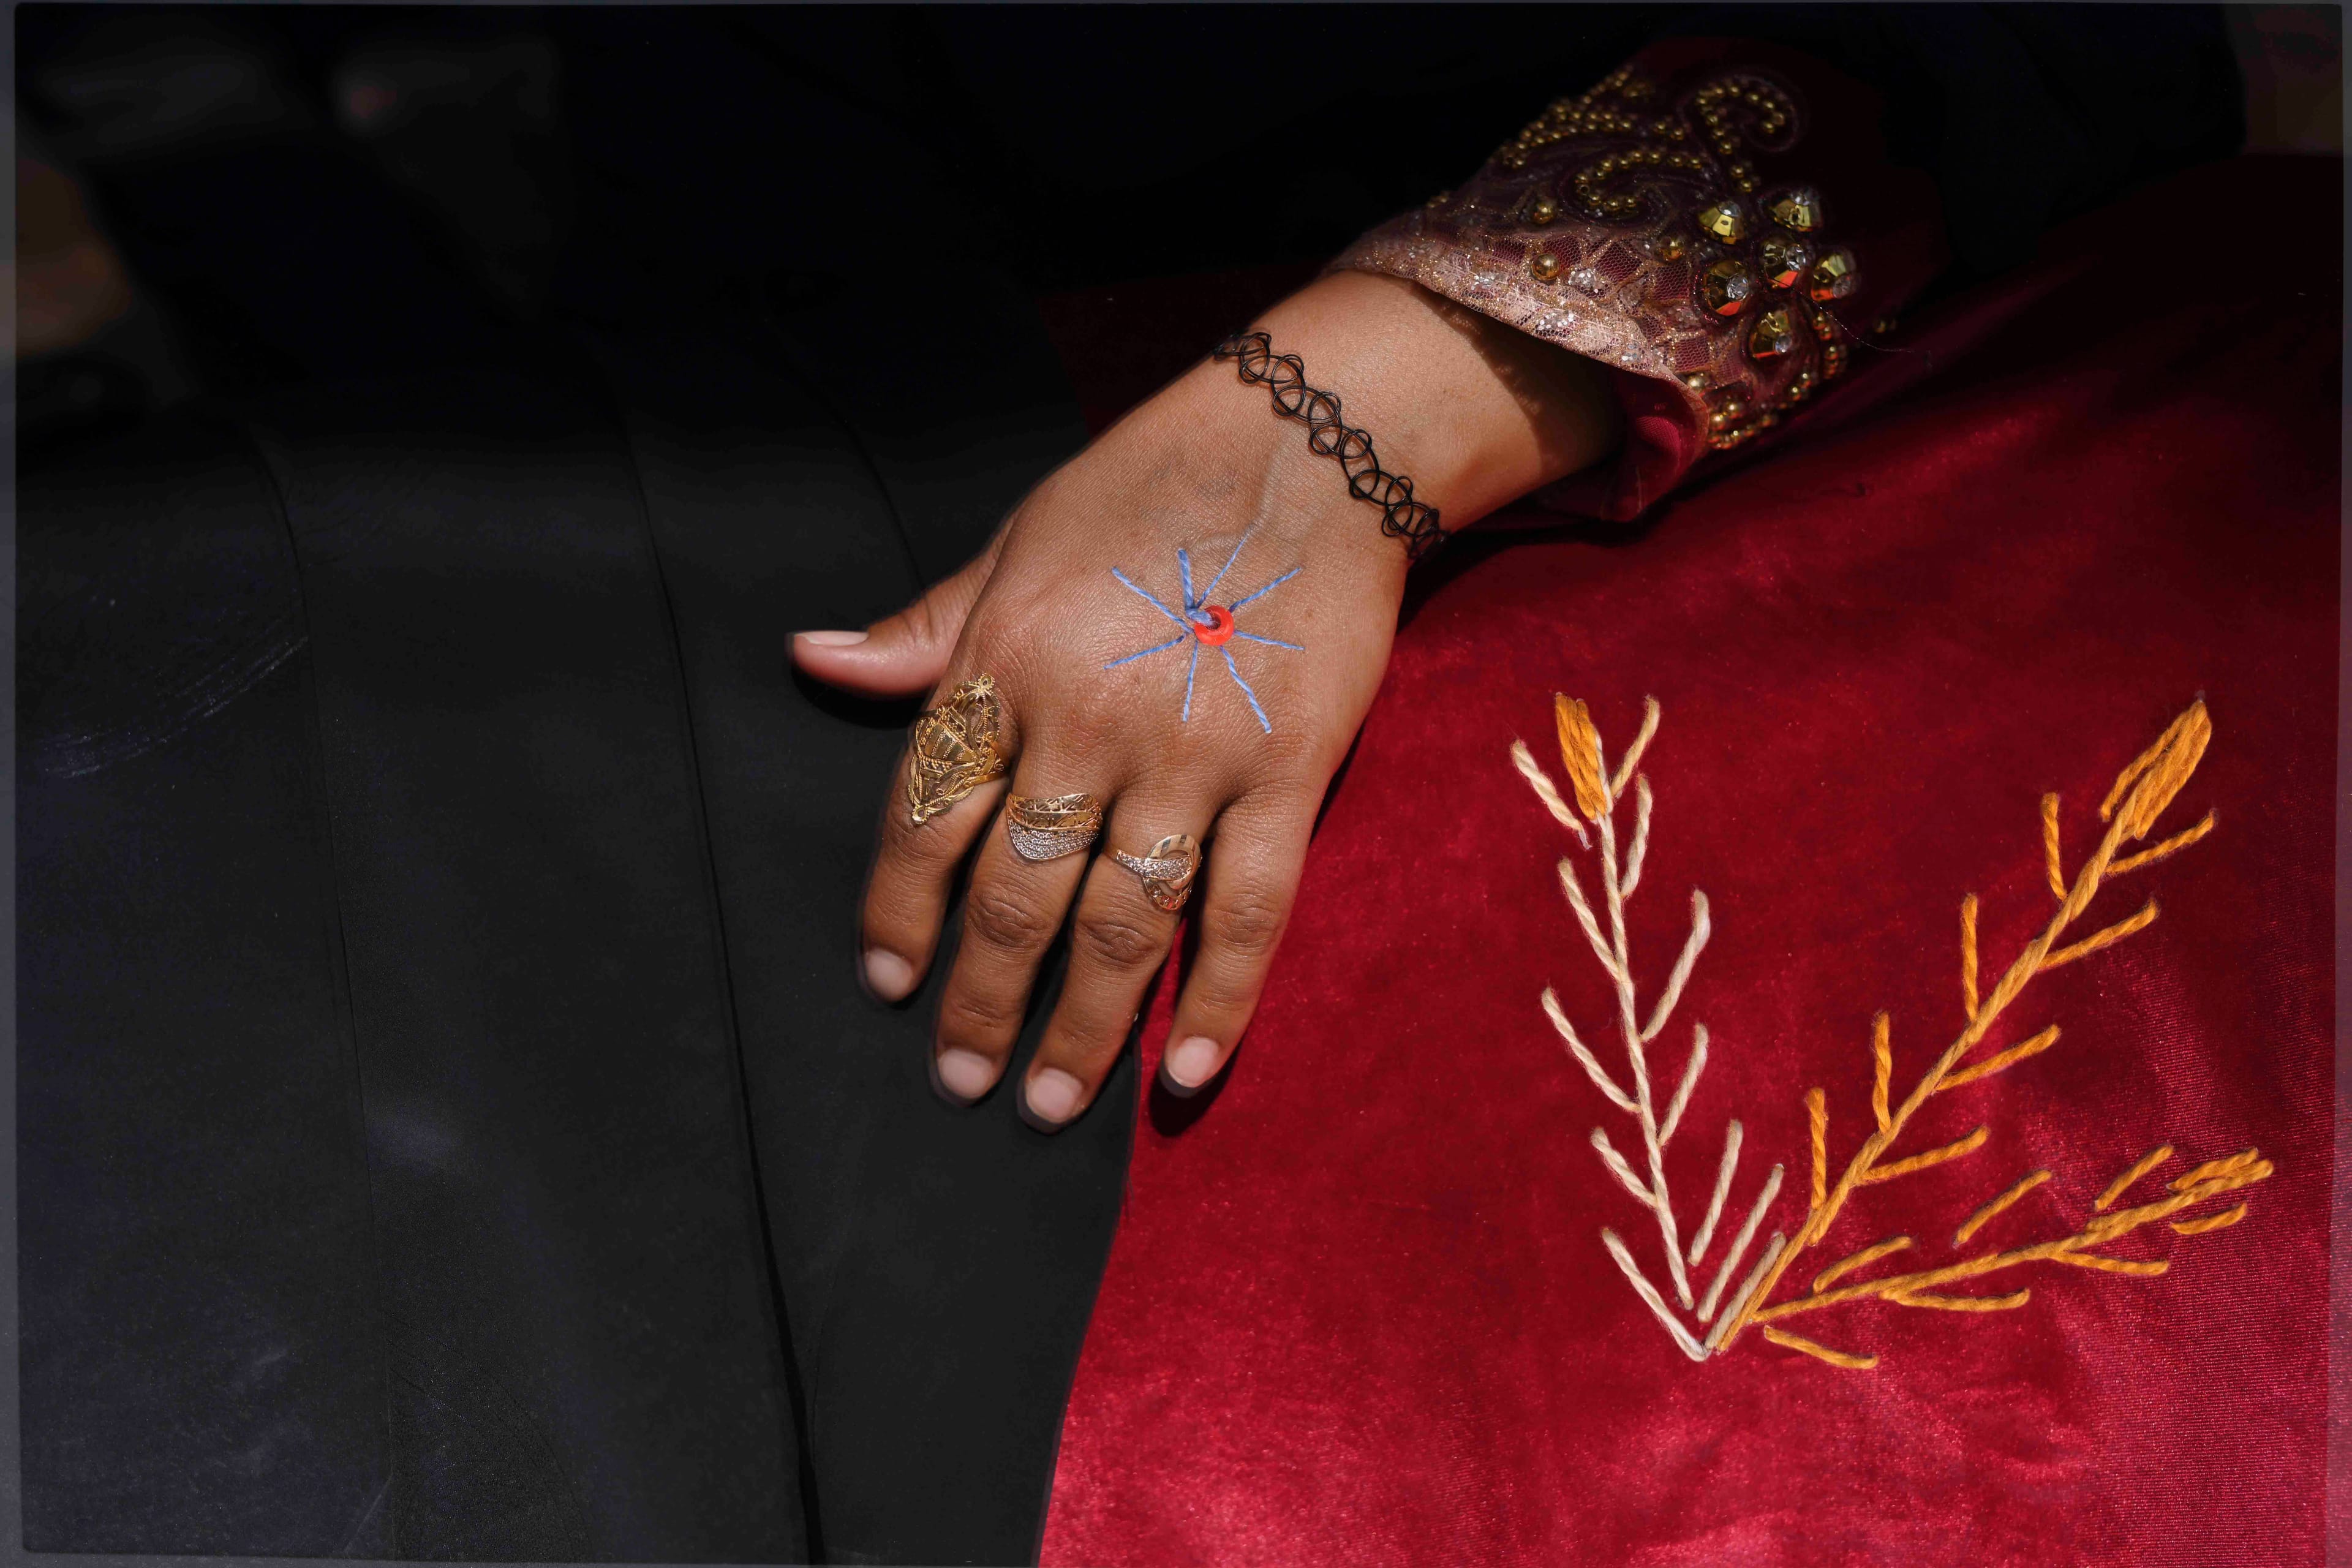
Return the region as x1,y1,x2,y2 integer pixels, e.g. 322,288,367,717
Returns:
1332,38,1948,523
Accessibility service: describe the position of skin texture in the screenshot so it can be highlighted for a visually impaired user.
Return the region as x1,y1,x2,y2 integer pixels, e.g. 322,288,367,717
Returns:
793,271,1621,1127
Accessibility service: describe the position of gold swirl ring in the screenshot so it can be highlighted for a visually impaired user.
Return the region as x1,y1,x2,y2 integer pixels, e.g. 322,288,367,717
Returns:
1111,833,1200,914
907,674,1009,825
1006,793,1104,862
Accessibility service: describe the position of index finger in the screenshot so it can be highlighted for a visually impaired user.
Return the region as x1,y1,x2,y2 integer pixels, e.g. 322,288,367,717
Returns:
859,674,1017,1000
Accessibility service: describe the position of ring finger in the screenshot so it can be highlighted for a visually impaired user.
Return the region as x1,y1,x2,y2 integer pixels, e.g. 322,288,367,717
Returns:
1021,790,1212,1129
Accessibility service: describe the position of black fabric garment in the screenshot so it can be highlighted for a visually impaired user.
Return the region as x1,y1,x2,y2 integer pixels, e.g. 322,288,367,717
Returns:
20,417,394,1555
18,293,1119,1562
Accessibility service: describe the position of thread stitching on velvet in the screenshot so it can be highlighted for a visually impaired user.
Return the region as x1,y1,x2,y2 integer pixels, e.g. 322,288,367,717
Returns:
1517,696,2271,1369
1708,700,2271,1368
1513,696,1782,1361
1954,1168,2051,1246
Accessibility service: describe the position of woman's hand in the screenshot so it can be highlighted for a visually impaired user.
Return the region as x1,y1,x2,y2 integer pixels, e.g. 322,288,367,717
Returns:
792,271,1619,1127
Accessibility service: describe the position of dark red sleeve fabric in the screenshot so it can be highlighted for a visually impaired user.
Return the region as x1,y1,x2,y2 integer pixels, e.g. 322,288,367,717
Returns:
1045,151,2336,1566
1332,37,1950,522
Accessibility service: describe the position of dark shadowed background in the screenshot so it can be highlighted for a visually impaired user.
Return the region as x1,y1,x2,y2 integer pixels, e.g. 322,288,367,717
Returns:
18,4,2326,458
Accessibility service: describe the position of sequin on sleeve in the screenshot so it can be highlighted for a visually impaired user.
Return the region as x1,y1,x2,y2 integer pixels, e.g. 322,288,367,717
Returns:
1334,59,1872,482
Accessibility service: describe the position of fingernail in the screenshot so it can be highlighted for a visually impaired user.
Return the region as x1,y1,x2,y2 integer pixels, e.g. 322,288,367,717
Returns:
1166,1036,1222,1089
1024,1068,1084,1125
935,1048,997,1102
863,949,915,1001
796,630,869,647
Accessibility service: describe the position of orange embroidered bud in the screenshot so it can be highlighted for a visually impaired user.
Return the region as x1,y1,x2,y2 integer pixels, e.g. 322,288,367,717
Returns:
1552,695,1610,820
2100,701,2212,841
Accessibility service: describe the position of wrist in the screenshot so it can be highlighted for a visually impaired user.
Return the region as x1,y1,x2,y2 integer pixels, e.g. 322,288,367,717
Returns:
1070,350,1409,590
1243,270,1623,532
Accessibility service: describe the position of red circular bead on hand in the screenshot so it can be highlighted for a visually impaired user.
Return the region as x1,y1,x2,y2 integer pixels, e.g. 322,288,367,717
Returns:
1191,605,1235,647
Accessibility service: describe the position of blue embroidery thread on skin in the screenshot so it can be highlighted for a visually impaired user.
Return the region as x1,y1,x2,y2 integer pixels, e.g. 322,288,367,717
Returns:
1104,526,1303,734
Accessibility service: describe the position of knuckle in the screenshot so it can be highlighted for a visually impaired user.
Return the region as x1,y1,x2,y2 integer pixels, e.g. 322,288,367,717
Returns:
1248,728,1324,780
1212,888,1289,959
1050,699,1118,753
963,888,1058,953
1072,908,1166,971
1039,1016,1132,1077
884,824,956,875
1185,971,1257,1023
862,903,921,957
883,797,968,864
891,590,959,655
938,986,1022,1043
903,600,949,651
862,876,935,948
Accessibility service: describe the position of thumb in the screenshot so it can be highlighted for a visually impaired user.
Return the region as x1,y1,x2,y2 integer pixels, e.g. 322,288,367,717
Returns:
791,540,999,698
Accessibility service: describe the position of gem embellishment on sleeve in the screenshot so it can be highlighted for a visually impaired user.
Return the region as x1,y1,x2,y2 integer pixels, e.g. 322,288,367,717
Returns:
1510,697,2267,1369
1333,58,1869,461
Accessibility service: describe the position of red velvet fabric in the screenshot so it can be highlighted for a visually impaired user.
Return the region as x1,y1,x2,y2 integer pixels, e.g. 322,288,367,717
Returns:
1042,154,2339,1566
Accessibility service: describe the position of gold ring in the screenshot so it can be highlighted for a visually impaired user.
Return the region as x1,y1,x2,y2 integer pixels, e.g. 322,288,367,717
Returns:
1111,833,1200,914
907,674,1009,824
1006,793,1104,862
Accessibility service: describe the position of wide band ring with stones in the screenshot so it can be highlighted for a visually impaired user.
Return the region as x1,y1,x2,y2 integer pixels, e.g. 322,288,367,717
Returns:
1110,833,1201,914
1005,793,1104,862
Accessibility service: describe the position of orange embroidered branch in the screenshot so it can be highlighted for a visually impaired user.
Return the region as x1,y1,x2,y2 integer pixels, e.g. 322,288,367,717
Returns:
2171,1148,2260,1191
1939,1026,2060,1091
1960,897,1980,1017
2172,1203,2245,1235
1812,1235,1912,1294
2092,1159,2272,1233
1553,695,1610,820
2100,704,2211,838
1760,1325,1877,1369
2040,900,2158,973
1720,701,2222,1355
1806,1088,1828,1213
1954,1168,2051,1246
2041,793,2065,899
1869,1014,1892,1134
1749,1158,2267,1330
2052,1251,2168,1277
2095,1144,2174,1211
2110,811,2215,878
1859,1125,1987,1184
1891,1288,2030,1312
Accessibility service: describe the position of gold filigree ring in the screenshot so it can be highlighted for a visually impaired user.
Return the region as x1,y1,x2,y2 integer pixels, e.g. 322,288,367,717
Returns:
1110,833,1200,914
1005,793,1104,862
907,674,1009,825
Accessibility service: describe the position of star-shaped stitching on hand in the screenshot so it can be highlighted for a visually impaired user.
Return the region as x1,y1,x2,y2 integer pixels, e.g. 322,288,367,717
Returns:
1103,525,1303,733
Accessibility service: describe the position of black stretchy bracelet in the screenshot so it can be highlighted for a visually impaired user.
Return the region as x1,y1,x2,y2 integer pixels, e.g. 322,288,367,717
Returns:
1212,330,1446,563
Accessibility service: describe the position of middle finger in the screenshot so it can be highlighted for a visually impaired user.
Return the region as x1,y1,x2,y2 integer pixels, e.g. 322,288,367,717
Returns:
931,758,1106,1102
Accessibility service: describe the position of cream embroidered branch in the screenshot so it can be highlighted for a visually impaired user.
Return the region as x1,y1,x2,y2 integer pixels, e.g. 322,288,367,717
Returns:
1514,696,1781,1360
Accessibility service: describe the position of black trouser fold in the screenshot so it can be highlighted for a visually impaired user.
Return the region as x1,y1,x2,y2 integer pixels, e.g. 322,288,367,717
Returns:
19,318,1130,1564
